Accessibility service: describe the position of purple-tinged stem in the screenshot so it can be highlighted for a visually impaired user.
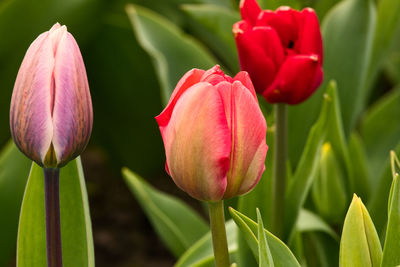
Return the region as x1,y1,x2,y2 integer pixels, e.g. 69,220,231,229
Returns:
44,168,63,267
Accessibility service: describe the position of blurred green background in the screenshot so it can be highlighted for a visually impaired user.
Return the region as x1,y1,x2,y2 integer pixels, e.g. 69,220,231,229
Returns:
1,0,400,266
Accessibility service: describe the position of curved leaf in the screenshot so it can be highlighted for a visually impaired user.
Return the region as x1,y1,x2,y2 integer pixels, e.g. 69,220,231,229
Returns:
297,209,339,241
381,152,400,267
125,4,217,105
321,0,376,134
0,142,31,265
181,4,239,72
175,220,237,267
17,158,94,266
122,168,208,257
229,207,301,267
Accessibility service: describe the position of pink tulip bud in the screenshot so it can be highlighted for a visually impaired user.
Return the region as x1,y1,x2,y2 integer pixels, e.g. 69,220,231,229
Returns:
10,23,93,168
156,66,268,201
233,0,323,105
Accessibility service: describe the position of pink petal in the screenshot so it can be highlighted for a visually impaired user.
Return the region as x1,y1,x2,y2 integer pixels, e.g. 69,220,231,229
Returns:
161,82,231,201
233,71,257,99
10,31,54,165
240,0,262,25
156,68,205,129
217,81,267,199
52,30,93,166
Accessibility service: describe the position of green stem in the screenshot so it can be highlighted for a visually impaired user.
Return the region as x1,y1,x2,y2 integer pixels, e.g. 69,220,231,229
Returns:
208,201,230,267
44,168,63,267
272,103,288,238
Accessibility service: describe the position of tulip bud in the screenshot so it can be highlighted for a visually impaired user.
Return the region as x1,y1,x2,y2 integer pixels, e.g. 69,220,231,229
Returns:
339,195,382,267
233,0,323,105
10,23,93,168
156,65,268,201
312,143,347,224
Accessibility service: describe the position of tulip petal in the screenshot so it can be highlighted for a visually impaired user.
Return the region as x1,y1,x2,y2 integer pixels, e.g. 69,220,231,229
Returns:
263,55,322,104
201,65,233,85
257,8,299,48
217,81,267,199
297,8,323,63
161,82,231,201
234,27,277,94
240,0,262,25
10,31,54,165
233,71,257,99
52,30,93,166
156,68,205,129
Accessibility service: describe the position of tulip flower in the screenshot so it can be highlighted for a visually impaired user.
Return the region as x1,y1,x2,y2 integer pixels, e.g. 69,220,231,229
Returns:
9,23,92,267
156,65,267,266
156,65,268,201
10,23,93,168
233,0,323,105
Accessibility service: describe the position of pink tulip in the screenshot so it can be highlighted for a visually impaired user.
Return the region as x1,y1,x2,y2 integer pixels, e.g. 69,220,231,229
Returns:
156,66,268,201
10,23,93,168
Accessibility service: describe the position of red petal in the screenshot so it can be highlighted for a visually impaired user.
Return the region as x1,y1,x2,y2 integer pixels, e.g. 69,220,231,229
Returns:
296,8,323,63
240,0,262,25
234,28,277,94
263,54,322,104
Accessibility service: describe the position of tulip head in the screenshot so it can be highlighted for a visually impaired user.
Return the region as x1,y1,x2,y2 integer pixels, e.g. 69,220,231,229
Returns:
156,65,268,201
233,0,323,105
10,23,93,168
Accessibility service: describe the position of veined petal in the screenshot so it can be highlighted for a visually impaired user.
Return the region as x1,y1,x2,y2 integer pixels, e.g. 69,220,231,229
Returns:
52,30,93,166
10,31,54,165
217,81,267,199
156,68,205,128
233,71,257,99
162,83,231,201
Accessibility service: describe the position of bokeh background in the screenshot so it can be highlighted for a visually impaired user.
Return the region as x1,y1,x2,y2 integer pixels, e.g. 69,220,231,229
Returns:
1,0,400,266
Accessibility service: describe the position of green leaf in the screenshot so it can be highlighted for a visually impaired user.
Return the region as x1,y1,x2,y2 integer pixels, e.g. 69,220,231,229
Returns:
122,168,208,257
366,0,400,98
296,209,339,241
236,118,274,267
368,143,400,236
181,4,240,72
284,81,337,242
321,0,376,134
361,87,400,183
17,158,94,266
125,4,217,105
175,220,237,267
257,209,274,267
339,195,382,267
381,152,400,267
0,141,31,265
229,207,301,267
311,142,347,224
347,133,370,200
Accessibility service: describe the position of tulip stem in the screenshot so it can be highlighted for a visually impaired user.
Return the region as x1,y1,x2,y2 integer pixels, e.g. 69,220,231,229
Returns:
44,168,63,267
208,201,230,267
272,103,287,238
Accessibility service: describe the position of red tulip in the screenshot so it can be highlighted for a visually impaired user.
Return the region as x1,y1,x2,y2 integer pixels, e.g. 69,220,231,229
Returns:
156,66,268,201
233,0,323,105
